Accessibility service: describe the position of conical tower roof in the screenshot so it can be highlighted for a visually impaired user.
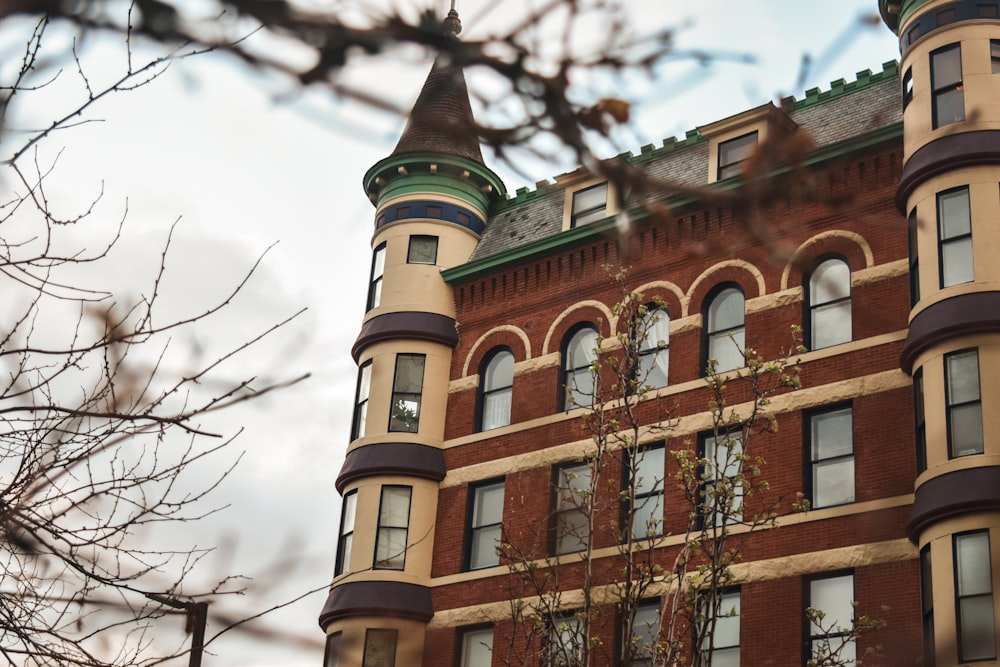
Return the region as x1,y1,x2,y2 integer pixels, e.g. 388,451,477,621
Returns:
390,14,483,164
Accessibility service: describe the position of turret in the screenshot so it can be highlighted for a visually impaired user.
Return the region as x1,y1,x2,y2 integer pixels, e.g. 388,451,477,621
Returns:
881,1,1000,664
318,10,506,665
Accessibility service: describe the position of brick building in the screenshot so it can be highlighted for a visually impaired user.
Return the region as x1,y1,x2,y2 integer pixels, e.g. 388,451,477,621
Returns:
319,2,1000,665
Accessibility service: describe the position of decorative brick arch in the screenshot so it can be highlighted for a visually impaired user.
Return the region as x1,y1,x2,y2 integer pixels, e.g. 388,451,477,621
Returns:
630,280,687,319
687,260,766,312
542,300,613,357
780,230,874,291
462,325,531,378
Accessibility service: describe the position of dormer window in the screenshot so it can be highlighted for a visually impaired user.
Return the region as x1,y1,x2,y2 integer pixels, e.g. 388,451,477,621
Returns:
717,132,758,180
571,182,608,227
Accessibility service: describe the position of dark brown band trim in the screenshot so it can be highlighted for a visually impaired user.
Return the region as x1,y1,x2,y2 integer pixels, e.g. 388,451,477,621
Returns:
352,311,458,361
336,442,446,493
900,291,1000,373
908,465,1000,542
318,580,434,630
896,130,1000,212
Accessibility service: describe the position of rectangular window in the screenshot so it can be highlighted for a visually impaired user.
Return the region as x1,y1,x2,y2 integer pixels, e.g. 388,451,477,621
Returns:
571,182,608,227
718,132,758,180
627,445,665,539
546,615,584,667
954,531,996,661
945,349,983,458
352,361,372,441
389,354,425,433
921,544,935,666
807,573,856,664
554,463,591,554
335,490,357,575
407,235,438,264
808,406,855,509
374,486,411,570
629,601,659,667
458,626,493,667
366,242,386,311
363,628,398,667
466,479,504,570
908,209,920,306
938,187,973,287
699,590,740,667
931,44,965,128
324,632,342,667
702,431,743,528
992,39,1000,73
915,369,927,474
903,67,913,110
981,4,1000,18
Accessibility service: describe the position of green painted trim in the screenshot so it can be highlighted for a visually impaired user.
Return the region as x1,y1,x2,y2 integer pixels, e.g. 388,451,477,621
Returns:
377,174,494,215
792,61,899,112
364,153,506,214
441,122,904,284
898,0,935,28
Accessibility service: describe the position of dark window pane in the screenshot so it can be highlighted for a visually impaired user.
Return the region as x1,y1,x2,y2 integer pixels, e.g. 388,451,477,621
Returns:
363,629,398,667
407,235,438,264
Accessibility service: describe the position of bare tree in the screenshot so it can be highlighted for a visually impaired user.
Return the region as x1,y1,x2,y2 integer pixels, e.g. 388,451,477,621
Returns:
497,269,880,666
0,13,305,666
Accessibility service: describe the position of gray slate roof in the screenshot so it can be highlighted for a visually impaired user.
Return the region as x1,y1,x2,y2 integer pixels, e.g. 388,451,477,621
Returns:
469,66,902,263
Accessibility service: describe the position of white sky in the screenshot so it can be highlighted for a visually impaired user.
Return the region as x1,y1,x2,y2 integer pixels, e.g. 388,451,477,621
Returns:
4,1,901,664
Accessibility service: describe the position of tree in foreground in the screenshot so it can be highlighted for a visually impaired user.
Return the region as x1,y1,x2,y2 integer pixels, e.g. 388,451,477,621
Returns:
0,12,305,666
498,269,883,666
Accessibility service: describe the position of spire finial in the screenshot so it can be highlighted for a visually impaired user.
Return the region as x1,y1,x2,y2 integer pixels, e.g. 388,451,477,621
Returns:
443,1,461,36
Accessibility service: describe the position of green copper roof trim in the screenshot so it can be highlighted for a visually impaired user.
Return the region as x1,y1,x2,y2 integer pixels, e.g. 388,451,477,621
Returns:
791,61,898,111
442,121,903,284
375,174,498,216
364,153,506,212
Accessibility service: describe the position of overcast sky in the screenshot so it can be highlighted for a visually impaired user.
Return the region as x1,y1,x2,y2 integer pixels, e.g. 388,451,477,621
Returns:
7,1,901,664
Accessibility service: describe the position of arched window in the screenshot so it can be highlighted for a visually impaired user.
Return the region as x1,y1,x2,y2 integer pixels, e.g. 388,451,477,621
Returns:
705,287,745,374
636,307,669,390
562,326,598,409
478,349,514,431
808,258,851,350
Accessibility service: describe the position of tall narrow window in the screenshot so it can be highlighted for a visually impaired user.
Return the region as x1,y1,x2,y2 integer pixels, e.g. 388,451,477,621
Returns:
909,210,920,306
459,627,494,667
563,326,598,409
389,354,425,433
921,544,935,667
363,628,398,667
351,361,372,441
702,431,743,528
931,44,964,128
627,445,665,539
718,132,758,179
629,601,660,666
699,590,740,667
938,187,973,288
945,349,983,458
571,182,608,227
915,369,927,474
407,235,438,264
374,486,411,570
902,67,913,109
334,490,357,575
992,40,1000,74
636,308,669,390
466,479,504,570
954,531,996,661
705,287,745,374
808,258,851,350
554,463,591,554
807,574,856,664
324,632,342,667
367,242,386,311
807,406,854,509
479,349,514,431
